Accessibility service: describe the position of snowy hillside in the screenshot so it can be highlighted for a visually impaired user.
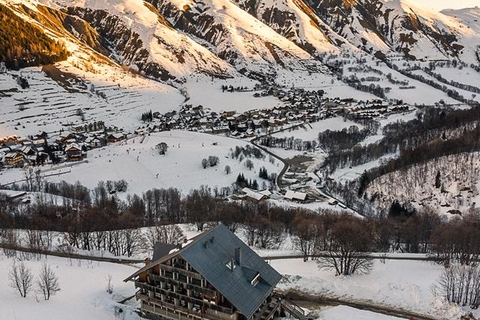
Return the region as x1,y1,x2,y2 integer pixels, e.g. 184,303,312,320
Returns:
366,152,480,215
3,0,480,84
0,66,184,137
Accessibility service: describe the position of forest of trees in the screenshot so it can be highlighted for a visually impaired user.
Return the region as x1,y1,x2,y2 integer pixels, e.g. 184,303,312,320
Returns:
0,4,69,69
2,179,480,265
318,121,379,152
321,106,480,200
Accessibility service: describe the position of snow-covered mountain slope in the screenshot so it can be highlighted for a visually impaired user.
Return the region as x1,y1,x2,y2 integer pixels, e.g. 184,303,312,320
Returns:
0,66,184,137
305,0,480,62
3,0,480,82
365,152,480,216
16,0,233,79
441,7,480,63
4,0,480,79
230,0,344,56
142,0,325,77
65,0,236,78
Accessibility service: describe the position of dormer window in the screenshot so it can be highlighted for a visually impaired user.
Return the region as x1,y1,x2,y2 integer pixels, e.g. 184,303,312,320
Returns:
226,258,236,271
251,272,260,286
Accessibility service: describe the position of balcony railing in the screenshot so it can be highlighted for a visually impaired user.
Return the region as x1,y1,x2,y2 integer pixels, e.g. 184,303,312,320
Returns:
159,264,203,280
149,273,217,297
135,282,233,315
138,293,236,320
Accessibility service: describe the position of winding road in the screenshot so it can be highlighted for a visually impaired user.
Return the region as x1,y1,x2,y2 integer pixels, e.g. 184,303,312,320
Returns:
249,124,361,216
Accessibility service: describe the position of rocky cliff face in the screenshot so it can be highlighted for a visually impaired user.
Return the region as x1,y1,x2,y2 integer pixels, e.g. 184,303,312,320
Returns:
66,7,174,80
306,0,465,60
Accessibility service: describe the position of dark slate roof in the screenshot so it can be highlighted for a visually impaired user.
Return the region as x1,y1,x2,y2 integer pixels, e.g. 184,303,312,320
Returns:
180,224,282,319
153,243,178,261
124,224,282,319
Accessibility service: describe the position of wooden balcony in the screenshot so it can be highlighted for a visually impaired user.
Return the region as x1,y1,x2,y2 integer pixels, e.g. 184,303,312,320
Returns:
159,264,203,280
135,282,233,315
149,273,217,297
137,292,237,320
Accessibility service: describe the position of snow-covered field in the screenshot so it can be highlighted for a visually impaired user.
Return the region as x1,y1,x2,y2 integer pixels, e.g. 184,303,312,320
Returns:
318,306,402,320
0,253,139,320
273,258,466,319
0,250,469,320
270,117,362,142
182,75,285,113
1,130,281,195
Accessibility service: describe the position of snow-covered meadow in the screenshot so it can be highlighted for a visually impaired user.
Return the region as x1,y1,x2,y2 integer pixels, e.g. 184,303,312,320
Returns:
0,252,139,320
272,258,462,319
1,130,281,196
0,248,469,320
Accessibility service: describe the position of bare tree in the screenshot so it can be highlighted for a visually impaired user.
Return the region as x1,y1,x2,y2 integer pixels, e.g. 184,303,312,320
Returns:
317,214,373,276
208,156,220,167
122,228,142,257
245,159,254,170
24,167,35,192
34,168,43,192
145,223,185,250
37,263,60,300
255,218,285,249
1,229,19,258
436,263,480,309
292,212,323,260
430,212,480,266
155,142,168,155
9,261,33,298
106,274,113,294
201,158,208,169
185,186,215,231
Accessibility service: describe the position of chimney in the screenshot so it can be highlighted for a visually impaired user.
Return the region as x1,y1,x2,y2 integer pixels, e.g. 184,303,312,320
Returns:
144,257,152,266
234,247,241,265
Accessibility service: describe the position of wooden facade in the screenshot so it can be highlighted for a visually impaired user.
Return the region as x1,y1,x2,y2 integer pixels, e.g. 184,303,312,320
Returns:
126,225,306,320
65,144,83,161
135,256,244,320
5,152,24,167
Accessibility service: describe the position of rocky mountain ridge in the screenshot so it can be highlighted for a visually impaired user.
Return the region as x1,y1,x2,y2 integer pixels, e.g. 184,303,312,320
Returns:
2,0,479,83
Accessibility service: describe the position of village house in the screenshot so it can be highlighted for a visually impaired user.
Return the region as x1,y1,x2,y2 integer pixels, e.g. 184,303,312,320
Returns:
56,132,75,145
125,224,305,320
241,187,266,202
85,136,105,149
283,190,307,202
107,132,126,143
5,151,24,167
65,143,83,161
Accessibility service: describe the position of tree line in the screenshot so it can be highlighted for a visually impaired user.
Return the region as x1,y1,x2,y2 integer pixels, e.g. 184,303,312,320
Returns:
3,179,480,264
318,122,378,152
259,136,317,152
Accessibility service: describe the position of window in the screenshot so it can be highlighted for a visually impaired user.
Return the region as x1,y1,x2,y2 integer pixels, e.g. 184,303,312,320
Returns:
251,273,260,286
226,259,236,271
